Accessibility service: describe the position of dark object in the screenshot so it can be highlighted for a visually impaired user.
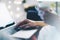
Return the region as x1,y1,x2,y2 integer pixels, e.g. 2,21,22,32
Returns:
0,27,4,30
5,22,15,27
25,6,43,21
22,0,26,3
0,22,15,30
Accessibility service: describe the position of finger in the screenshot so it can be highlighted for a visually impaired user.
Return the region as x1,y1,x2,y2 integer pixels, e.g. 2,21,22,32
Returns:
20,24,32,29
19,24,29,29
15,19,30,27
22,24,30,29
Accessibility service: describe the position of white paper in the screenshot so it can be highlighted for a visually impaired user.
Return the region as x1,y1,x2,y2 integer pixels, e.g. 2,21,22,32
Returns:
11,29,38,39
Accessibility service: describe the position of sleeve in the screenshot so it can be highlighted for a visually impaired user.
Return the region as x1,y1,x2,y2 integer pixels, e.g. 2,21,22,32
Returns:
38,25,57,40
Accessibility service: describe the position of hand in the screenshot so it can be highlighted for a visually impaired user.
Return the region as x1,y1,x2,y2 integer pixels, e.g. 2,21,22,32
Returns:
15,19,47,29
16,19,37,29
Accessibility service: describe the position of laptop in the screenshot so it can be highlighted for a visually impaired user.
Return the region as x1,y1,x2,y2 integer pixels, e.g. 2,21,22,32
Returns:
11,29,38,39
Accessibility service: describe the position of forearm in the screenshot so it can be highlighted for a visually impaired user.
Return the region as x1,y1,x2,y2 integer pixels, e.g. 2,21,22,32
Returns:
35,21,48,27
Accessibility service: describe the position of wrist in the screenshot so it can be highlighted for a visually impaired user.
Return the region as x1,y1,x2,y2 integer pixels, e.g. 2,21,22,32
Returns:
35,21,47,27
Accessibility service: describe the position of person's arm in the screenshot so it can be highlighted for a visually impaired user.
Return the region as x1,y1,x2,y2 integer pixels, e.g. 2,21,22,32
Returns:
35,21,48,27
15,19,48,29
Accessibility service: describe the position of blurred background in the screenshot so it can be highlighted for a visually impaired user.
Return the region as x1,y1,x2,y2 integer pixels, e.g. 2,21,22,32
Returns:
0,0,60,24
